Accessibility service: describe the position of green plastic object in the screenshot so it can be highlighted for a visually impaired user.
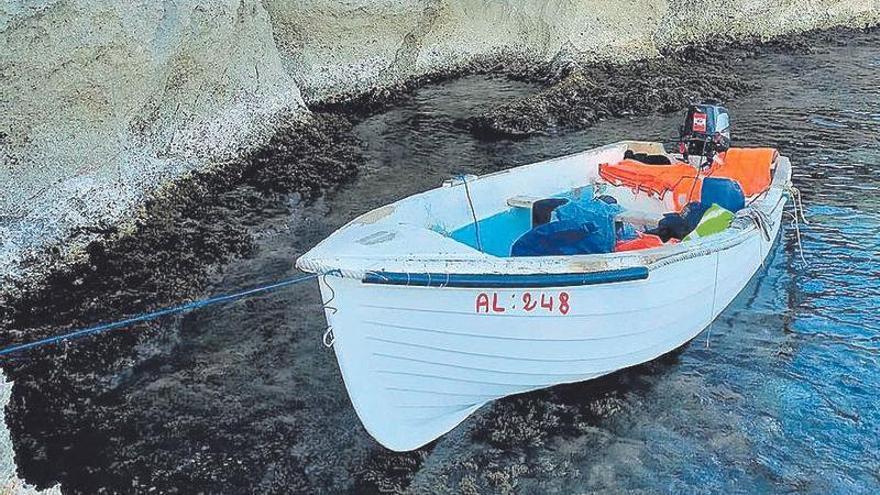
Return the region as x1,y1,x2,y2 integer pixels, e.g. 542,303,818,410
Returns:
684,204,734,241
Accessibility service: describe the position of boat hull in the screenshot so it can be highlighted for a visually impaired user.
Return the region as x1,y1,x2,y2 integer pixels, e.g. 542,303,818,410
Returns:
317,205,783,451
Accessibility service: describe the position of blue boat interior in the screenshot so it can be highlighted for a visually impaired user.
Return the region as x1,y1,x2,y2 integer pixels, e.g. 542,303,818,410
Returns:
449,189,617,258
446,173,747,258
450,206,533,257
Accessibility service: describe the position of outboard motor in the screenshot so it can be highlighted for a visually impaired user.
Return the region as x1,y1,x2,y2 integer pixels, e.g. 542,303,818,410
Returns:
678,102,731,167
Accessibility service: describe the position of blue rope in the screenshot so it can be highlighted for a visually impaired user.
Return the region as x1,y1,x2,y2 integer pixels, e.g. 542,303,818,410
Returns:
0,272,321,357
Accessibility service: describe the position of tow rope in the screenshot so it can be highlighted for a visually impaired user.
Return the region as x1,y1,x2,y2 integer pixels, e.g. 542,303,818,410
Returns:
0,272,321,358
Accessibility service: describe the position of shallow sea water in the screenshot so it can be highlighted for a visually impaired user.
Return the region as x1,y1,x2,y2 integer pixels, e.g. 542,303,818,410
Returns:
7,31,880,493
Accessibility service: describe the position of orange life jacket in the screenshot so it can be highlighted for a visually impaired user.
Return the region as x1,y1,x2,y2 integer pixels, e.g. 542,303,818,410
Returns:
708,148,777,196
598,159,701,211
614,232,665,252
599,147,777,211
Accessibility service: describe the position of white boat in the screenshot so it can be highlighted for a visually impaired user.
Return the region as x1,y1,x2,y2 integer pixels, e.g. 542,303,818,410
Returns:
297,138,792,451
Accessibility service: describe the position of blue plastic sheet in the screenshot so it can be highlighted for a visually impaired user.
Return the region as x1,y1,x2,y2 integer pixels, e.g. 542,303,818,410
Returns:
511,198,621,256
701,177,745,213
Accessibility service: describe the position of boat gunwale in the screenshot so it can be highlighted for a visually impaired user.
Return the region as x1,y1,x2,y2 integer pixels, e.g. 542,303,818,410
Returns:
297,145,792,280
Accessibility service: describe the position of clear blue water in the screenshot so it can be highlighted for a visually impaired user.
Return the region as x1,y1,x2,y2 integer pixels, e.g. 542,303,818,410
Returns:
9,30,880,494
286,31,880,493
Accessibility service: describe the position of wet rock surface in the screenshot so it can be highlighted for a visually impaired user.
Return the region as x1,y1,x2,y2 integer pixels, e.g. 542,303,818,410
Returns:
465,51,755,138
0,113,363,493
1,112,360,330
1,25,879,494
465,27,868,138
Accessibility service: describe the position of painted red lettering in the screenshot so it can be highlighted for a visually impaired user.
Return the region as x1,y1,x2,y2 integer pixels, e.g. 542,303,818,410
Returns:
559,292,570,315
492,293,506,313
540,294,554,312
476,293,490,313
522,292,537,311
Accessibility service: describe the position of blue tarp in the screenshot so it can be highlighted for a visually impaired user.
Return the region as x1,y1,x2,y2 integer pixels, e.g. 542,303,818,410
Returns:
702,177,745,213
511,198,621,256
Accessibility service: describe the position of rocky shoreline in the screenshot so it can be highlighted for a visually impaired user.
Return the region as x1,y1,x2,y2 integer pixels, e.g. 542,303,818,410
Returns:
5,1,877,292
1,112,361,355
5,24,873,316
0,111,365,492
0,23,878,493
